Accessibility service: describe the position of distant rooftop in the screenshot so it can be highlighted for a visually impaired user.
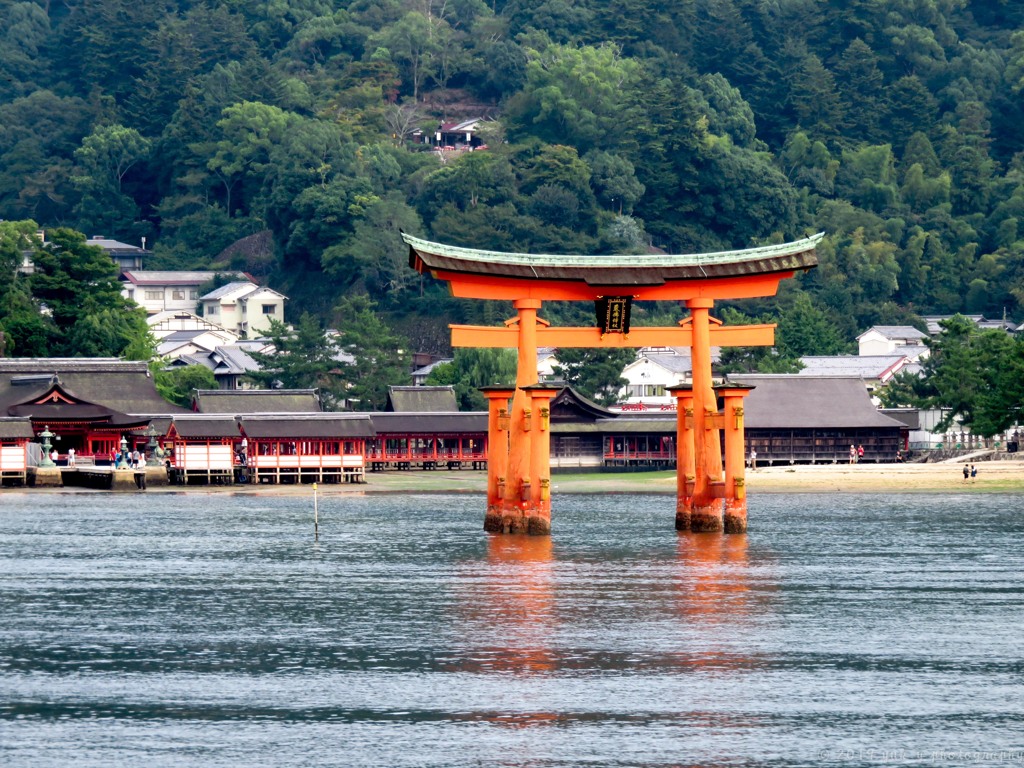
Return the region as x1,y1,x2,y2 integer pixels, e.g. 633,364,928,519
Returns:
122,270,251,286
857,325,928,341
799,355,908,379
200,281,259,300
86,235,147,252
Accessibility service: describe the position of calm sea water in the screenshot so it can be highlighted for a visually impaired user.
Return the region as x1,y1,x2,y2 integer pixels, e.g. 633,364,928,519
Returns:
1,489,1023,767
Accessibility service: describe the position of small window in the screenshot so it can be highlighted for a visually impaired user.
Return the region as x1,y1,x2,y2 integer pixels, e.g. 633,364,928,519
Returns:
262,304,276,315
144,290,162,300
189,289,198,299
206,305,219,316
172,289,185,300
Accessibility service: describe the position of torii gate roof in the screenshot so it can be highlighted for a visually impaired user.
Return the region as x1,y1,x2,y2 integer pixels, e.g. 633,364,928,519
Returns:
405,232,822,287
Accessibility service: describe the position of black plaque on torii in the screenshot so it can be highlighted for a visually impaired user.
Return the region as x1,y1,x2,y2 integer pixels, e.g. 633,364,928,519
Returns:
595,296,633,334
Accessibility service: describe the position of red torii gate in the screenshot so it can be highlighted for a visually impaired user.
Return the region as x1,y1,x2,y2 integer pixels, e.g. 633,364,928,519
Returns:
405,232,822,535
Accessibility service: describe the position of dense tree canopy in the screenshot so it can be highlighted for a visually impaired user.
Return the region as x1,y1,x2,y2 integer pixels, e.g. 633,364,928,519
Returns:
2,0,1024,415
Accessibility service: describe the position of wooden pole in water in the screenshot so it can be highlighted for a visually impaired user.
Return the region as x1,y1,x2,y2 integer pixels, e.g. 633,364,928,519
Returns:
313,482,319,541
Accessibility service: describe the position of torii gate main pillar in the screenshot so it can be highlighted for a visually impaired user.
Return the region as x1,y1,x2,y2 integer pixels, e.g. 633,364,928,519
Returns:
481,304,560,535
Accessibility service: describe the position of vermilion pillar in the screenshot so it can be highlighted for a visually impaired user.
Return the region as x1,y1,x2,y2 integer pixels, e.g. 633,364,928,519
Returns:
667,384,695,531
498,299,542,534
717,384,754,534
481,387,515,533
686,298,724,532
522,383,560,535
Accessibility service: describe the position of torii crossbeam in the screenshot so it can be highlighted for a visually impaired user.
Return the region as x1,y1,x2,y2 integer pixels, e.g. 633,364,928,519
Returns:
405,232,822,535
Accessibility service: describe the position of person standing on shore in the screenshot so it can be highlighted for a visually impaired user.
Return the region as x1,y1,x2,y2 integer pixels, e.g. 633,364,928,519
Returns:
971,464,977,482
963,464,970,483
749,447,757,471
849,445,856,464
857,444,864,462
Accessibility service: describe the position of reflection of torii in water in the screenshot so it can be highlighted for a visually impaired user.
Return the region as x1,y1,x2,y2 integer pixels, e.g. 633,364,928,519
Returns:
405,232,822,536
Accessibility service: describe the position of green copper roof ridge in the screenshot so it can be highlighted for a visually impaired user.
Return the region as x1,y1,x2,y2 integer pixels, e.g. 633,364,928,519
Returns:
403,232,824,267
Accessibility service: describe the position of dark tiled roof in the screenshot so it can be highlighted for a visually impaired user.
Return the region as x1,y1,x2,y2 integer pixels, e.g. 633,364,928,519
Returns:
370,412,487,433
239,415,375,438
193,389,321,414
170,416,241,438
553,416,675,434
385,386,458,412
211,346,261,375
0,359,186,415
0,417,34,439
728,375,906,429
880,408,920,430
550,386,615,422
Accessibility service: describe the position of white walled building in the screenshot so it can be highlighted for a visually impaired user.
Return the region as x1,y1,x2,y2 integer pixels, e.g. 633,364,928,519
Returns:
857,325,929,359
616,351,695,409
122,270,250,315
199,282,288,338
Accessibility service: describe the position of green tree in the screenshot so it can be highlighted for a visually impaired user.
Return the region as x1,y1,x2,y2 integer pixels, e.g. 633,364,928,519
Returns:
27,227,148,357
425,348,518,410
368,12,435,100
788,54,844,141
206,101,297,216
504,42,645,154
0,221,54,356
71,124,151,238
331,191,423,299
152,364,218,408
332,294,410,410
833,38,885,143
913,315,1018,435
776,293,850,357
585,150,645,214
247,313,347,407
553,348,635,406
716,306,803,374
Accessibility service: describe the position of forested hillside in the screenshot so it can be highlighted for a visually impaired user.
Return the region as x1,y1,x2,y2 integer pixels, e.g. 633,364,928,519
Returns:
2,0,1023,357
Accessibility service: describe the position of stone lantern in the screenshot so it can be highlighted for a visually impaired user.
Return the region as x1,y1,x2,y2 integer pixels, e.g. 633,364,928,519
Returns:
39,426,56,467
145,424,163,467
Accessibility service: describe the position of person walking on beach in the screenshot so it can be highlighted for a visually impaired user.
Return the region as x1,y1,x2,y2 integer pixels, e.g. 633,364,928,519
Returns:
749,447,757,471
971,464,977,482
849,444,857,464
857,444,864,462
963,464,970,483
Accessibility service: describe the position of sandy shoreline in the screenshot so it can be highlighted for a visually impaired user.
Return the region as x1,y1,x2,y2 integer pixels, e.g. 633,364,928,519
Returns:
7,460,1024,496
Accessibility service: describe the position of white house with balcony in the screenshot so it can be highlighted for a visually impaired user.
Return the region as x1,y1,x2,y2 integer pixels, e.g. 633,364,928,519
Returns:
199,282,287,338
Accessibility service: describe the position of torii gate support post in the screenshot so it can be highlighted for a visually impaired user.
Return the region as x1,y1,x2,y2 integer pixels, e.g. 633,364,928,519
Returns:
668,385,696,530
718,384,754,534
687,298,725,532
503,299,542,532
482,387,515,532
523,384,561,535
